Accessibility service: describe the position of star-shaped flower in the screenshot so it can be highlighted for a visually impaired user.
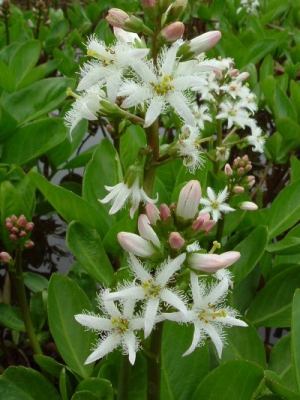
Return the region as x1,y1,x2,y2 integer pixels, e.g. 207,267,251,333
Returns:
104,253,187,338
118,40,208,127
75,296,145,365
200,187,235,221
247,124,265,153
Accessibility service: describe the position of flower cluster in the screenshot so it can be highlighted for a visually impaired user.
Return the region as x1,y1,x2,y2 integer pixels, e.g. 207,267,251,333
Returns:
76,180,248,364
237,0,260,14
5,215,34,248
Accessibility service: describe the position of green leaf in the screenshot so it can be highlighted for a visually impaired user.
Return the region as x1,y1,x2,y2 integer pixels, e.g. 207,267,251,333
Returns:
217,322,266,368
0,366,60,400
260,54,274,82
1,118,67,165
267,180,300,239
246,266,300,327
34,355,65,378
0,60,15,92
67,221,114,286
274,84,297,122
0,303,25,332
231,226,268,284
264,370,300,399
245,39,278,66
23,272,48,293
291,156,300,183
75,378,114,400
48,274,97,378
9,40,41,87
266,237,300,255
1,77,74,124
120,125,146,171
161,321,210,400
269,334,295,391
0,104,18,143
29,171,109,237
72,391,99,400
83,139,123,227
192,360,264,400
292,289,300,392
290,80,300,123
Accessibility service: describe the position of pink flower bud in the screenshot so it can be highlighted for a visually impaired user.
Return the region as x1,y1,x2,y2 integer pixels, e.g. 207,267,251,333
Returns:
224,163,233,175
160,204,171,220
106,8,129,28
25,240,34,248
10,215,17,223
0,252,12,263
188,251,240,272
228,69,239,77
19,230,27,238
142,0,156,7
160,22,185,43
237,72,250,82
169,232,185,249
192,213,216,233
176,180,201,220
233,186,245,194
138,215,160,247
5,222,13,230
17,215,27,227
243,155,249,161
245,164,252,171
145,204,160,225
189,31,221,56
117,232,155,258
239,201,258,211
10,234,18,241
238,167,244,175
26,222,34,231
11,227,19,234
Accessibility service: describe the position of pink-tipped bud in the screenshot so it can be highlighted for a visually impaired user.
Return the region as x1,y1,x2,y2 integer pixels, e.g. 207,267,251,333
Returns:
187,251,240,273
26,222,34,231
11,227,19,233
138,215,160,247
233,186,245,194
189,31,221,55
228,68,239,77
176,180,201,220
117,232,155,258
193,213,216,233
17,215,27,227
25,240,34,248
245,164,252,171
142,0,156,7
6,222,13,230
159,22,185,43
237,72,250,82
243,155,249,161
239,201,258,211
106,8,129,28
0,252,12,263
169,232,185,249
238,167,244,175
224,163,233,175
19,230,27,238
10,234,18,241
145,204,160,226
160,204,171,220
10,215,17,223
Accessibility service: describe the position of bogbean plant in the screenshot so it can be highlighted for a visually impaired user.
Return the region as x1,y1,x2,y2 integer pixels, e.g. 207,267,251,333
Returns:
1,0,300,399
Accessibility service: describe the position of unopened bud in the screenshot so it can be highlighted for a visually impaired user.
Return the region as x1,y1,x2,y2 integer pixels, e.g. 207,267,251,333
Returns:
145,204,160,225
228,69,239,77
26,222,34,231
176,180,201,220
233,186,245,194
164,0,187,23
0,252,12,264
160,204,171,220
169,232,185,249
238,167,244,175
25,240,35,248
239,201,258,211
10,234,18,241
178,30,221,60
106,8,129,28
159,22,185,43
224,163,233,175
17,215,27,227
237,72,250,82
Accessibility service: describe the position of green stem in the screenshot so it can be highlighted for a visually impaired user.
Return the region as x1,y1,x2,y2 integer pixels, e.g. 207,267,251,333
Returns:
215,217,225,243
117,355,131,400
213,120,223,175
10,248,42,355
144,119,159,197
147,322,164,400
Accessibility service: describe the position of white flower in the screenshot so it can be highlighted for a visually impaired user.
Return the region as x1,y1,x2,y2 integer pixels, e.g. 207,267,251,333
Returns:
216,100,253,129
196,72,220,102
64,85,105,135
176,125,205,172
192,104,212,130
104,253,187,338
77,35,149,102
162,273,247,357
237,0,259,14
220,79,250,100
119,40,207,127
99,176,158,218
200,187,235,221
75,296,144,365
247,125,265,153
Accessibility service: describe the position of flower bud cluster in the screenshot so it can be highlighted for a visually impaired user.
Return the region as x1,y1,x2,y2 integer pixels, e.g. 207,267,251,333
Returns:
0,1,11,20
5,215,34,249
224,155,255,193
